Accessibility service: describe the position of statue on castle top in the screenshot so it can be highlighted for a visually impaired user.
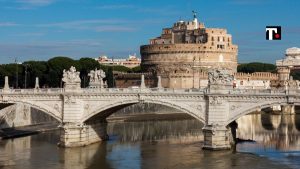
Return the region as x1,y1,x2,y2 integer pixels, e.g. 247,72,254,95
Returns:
62,66,81,84
192,10,197,19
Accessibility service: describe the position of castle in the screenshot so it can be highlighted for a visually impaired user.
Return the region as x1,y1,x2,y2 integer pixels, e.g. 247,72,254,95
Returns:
112,12,297,89
140,12,238,88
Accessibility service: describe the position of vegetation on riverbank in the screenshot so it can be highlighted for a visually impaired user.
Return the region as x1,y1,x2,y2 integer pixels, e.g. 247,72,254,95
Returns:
0,57,139,88
237,62,276,73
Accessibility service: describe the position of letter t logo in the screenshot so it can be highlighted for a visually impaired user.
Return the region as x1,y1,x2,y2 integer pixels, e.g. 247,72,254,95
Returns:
266,26,281,40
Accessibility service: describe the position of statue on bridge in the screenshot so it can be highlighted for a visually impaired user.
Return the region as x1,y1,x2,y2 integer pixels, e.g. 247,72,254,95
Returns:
62,66,81,83
208,69,234,85
62,66,81,91
88,69,106,88
208,69,234,91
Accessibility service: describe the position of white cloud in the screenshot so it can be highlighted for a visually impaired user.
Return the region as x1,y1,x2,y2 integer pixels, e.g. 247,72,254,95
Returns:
37,19,137,32
93,26,135,32
13,32,45,37
96,4,134,10
0,22,19,27
0,0,57,9
17,0,55,6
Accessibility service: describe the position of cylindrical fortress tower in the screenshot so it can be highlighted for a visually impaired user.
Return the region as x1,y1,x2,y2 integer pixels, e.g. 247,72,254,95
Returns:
140,13,238,88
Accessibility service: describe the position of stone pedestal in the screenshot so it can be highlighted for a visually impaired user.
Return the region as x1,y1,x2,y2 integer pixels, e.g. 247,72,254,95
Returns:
58,120,108,147
64,83,81,92
157,76,162,88
202,125,231,150
140,74,146,89
277,67,290,81
3,76,10,92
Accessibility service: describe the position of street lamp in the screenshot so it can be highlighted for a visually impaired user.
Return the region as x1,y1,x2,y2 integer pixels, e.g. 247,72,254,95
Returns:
24,64,30,89
15,57,18,88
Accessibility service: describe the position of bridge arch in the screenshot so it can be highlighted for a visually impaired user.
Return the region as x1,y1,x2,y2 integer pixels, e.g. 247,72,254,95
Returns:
81,99,205,124
227,101,300,126
0,100,62,122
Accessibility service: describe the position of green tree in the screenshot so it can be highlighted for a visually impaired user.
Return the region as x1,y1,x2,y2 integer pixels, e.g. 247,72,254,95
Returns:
23,61,48,88
131,66,141,73
237,62,276,73
0,64,22,88
78,58,100,87
47,57,80,87
106,67,115,88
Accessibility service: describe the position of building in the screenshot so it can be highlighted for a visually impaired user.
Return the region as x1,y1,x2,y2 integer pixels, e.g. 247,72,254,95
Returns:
140,12,238,88
276,47,300,81
96,54,141,68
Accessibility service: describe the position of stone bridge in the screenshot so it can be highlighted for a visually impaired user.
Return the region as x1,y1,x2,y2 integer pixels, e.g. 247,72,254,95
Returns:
1,67,300,150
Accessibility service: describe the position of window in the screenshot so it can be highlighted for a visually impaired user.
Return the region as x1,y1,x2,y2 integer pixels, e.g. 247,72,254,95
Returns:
217,44,224,49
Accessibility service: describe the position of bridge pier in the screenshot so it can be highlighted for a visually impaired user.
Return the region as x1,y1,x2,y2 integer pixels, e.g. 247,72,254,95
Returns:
202,125,231,150
281,105,295,114
58,119,108,147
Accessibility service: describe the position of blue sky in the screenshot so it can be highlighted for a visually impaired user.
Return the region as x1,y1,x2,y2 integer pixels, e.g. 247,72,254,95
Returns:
0,0,299,64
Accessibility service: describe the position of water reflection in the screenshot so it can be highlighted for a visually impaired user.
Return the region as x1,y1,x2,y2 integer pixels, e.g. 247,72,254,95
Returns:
237,113,300,151
0,116,298,169
108,120,203,143
237,113,300,169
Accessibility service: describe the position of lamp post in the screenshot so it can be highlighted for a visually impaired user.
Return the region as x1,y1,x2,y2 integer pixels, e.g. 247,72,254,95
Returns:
15,57,18,89
24,64,30,89
193,57,195,89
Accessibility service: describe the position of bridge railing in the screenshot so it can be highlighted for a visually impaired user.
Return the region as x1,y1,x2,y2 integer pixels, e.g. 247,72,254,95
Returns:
81,88,206,93
0,88,64,94
0,87,206,94
229,88,288,95
1,87,300,95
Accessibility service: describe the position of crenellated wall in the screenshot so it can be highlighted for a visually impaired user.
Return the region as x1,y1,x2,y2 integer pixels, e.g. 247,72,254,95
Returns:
114,71,279,89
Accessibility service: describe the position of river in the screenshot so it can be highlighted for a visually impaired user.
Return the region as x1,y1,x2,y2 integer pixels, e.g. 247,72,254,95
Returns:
1,113,300,169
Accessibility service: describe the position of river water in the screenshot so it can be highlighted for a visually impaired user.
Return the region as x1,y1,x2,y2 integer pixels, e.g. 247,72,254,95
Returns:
1,113,300,169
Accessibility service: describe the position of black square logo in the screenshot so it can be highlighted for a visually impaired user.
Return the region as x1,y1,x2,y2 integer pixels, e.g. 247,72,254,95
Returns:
266,26,281,40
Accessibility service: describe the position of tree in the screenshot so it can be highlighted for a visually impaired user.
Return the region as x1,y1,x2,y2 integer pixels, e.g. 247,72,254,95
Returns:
0,56,144,88
0,64,22,88
78,58,100,87
47,57,80,87
106,67,115,88
131,66,141,73
23,61,48,88
237,62,276,73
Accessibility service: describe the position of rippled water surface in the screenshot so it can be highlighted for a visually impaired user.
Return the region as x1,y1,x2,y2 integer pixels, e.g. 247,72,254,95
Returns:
1,113,300,169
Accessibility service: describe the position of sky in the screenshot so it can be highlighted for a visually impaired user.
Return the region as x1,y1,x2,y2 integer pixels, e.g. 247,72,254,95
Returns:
0,0,299,64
